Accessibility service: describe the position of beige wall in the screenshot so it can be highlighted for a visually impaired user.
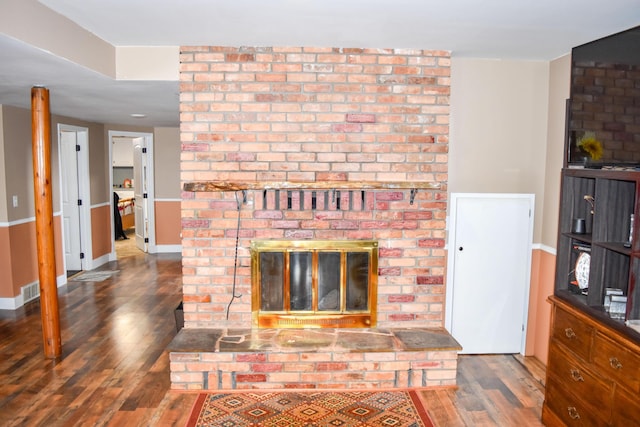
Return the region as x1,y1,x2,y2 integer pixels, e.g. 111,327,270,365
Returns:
449,57,571,361
450,58,550,242
447,54,570,248
116,47,179,80
527,54,571,363
154,127,180,199
2,106,36,221
543,54,571,247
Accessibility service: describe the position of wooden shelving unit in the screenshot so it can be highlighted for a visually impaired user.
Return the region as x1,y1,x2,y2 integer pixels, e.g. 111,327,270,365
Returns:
544,169,640,426
553,168,640,324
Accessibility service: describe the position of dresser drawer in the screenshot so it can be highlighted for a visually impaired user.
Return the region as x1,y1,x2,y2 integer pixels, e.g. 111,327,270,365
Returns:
592,333,640,393
552,305,594,360
544,377,609,426
612,387,640,427
547,340,613,416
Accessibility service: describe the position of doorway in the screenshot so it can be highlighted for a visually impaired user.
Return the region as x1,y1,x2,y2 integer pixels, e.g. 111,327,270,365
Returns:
58,125,91,274
109,131,155,259
445,193,534,354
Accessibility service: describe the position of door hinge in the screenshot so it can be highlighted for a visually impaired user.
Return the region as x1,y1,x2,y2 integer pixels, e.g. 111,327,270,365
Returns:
80,252,85,259
144,238,149,243
77,199,82,206
143,193,148,199
76,144,81,152
142,147,147,154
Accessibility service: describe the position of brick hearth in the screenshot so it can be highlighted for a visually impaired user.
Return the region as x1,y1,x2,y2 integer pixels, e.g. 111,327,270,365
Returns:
169,328,460,390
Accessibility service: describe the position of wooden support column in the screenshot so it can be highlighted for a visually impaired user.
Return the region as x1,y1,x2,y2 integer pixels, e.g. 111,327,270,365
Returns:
31,86,61,359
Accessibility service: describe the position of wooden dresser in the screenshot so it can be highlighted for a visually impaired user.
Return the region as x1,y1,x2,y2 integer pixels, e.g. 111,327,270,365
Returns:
542,297,640,426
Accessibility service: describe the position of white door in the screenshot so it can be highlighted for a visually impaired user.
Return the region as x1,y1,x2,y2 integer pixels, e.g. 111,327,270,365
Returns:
132,137,148,252
446,194,534,354
60,130,82,271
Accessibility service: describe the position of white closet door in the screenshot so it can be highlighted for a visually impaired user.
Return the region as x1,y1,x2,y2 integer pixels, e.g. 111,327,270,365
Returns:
446,193,534,354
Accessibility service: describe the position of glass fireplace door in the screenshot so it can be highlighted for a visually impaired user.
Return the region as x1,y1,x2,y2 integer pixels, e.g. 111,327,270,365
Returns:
251,240,378,328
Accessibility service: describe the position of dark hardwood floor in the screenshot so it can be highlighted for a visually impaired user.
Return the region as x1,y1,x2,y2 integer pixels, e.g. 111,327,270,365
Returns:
0,252,545,426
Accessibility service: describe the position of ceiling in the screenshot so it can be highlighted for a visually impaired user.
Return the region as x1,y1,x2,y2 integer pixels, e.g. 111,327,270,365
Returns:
1,0,639,127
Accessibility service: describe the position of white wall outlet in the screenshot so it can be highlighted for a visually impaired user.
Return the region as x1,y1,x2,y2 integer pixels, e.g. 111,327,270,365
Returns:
12,195,18,208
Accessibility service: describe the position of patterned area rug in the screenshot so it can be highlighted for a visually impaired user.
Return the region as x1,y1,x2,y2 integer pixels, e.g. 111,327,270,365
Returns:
186,390,434,427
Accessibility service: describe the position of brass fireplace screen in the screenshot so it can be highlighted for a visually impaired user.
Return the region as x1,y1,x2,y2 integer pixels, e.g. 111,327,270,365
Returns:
250,240,378,328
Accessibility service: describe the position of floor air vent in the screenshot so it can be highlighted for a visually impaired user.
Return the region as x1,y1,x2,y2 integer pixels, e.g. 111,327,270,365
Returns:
22,282,40,303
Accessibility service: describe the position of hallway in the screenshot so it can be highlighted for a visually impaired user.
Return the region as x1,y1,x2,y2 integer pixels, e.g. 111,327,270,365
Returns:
0,252,545,426
114,228,143,258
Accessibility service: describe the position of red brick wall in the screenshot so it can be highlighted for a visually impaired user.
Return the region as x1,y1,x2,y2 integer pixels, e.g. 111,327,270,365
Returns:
171,349,459,390
570,61,640,162
179,46,450,329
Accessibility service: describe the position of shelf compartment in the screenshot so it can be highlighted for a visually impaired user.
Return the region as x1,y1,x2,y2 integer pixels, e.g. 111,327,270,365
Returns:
589,246,630,309
555,174,596,298
593,178,636,247
559,175,596,236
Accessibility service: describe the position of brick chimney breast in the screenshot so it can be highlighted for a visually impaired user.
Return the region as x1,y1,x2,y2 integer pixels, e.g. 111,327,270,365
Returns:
180,46,450,329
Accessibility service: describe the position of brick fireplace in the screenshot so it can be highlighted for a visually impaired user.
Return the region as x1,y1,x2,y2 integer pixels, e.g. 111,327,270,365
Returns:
171,46,458,390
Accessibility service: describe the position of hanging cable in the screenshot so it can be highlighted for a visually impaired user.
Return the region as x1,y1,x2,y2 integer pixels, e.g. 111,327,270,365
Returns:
226,190,246,320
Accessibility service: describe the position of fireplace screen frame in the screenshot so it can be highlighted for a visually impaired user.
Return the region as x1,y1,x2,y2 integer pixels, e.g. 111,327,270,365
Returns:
250,240,378,328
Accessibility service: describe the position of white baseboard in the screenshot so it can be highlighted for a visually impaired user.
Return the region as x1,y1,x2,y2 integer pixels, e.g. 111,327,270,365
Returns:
532,243,556,256
154,244,181,253
88,253,112,270
0,275,67,311
0,296,21,310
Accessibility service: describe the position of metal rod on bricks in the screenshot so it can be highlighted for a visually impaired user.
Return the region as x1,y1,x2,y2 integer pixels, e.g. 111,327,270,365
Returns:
31,86,62,358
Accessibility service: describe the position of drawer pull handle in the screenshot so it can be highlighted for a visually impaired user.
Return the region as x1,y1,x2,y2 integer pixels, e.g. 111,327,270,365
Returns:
567,406,580,420
564,328,576,339
609,357,623,370
569,368,584,382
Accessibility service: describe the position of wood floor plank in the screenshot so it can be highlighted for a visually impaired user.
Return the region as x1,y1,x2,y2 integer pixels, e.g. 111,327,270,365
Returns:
417,354,545,426
0,252,545,426
415,389,466,426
